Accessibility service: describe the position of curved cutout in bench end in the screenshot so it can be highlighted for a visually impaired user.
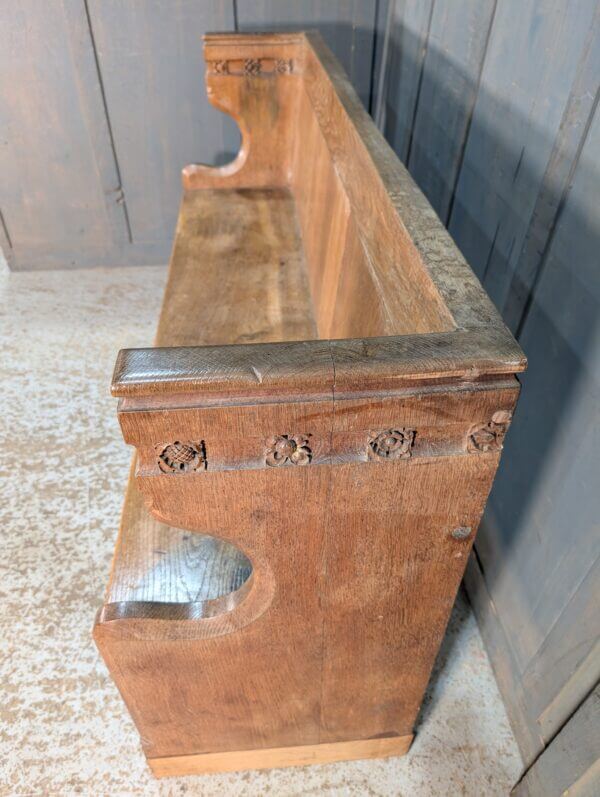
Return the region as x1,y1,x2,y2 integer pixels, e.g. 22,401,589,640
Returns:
94,563,275,641
183,32,304,190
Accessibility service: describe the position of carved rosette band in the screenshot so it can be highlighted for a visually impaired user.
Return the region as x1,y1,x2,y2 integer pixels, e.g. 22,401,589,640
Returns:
157,441,207,473
467,411,512,453
265,434,312,467
151,414,512,474
208,58,294,76
368,428,416,461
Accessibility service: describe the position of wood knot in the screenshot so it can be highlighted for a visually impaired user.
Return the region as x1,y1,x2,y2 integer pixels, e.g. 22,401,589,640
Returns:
451,526,472,541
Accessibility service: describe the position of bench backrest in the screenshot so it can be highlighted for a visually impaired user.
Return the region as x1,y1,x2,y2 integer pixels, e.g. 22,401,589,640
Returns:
182,32,470,340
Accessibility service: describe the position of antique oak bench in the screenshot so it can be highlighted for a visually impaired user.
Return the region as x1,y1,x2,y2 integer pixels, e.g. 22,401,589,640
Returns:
94,32,526,778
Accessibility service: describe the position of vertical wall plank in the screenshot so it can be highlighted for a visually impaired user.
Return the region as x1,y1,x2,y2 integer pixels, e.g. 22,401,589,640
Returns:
512,685,600,797
236,0,378,108
370,0,392,119
407,0,496,222
378,0,435,163
0,0,129,269
480,97,600,670
378,0,600,769
503,5,600,331
522,559,600,742
448,0,597,301
87,0,236,246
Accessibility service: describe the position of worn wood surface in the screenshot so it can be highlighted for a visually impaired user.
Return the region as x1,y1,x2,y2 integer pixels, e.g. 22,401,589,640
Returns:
183,34,303,190
95,31,524,771
157,187,316,347
105,464,251,605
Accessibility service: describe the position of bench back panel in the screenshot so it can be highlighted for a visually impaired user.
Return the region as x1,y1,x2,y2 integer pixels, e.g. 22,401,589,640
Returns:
289,37,455,340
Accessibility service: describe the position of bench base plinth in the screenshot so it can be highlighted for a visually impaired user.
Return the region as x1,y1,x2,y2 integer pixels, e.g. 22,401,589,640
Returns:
147,735,414,778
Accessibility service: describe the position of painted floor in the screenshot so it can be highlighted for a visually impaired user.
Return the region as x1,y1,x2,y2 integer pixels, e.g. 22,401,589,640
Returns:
0,261,523,796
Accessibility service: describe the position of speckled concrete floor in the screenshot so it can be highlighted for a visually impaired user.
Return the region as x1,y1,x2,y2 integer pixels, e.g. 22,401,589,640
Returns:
0,259,523,796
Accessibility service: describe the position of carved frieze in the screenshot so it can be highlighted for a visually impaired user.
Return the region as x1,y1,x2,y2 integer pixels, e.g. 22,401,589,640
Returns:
147,414,514,475
208,58,294,76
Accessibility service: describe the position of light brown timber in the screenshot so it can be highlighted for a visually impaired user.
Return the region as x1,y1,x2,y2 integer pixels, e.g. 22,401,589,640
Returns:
148,735,414,777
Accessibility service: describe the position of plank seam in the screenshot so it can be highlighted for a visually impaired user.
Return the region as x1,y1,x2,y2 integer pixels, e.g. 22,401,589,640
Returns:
404,0,435,166
445,0,498,228
515,87,600,339
83,0,133,244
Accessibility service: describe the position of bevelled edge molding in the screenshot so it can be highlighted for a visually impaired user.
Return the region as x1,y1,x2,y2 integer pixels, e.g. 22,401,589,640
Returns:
111,330,525,401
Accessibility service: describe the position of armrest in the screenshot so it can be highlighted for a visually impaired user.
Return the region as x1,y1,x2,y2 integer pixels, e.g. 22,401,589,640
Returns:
111,332,526,403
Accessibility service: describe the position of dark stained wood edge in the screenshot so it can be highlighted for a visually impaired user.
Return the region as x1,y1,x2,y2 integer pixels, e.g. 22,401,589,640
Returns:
94,566,276,642
202,31,305,47
111,339,334,399
111,330,526,400
98,573,253,624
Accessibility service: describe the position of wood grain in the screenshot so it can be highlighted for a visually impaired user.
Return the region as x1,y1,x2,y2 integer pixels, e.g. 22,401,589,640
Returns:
104,462,251,605
156,187,316,347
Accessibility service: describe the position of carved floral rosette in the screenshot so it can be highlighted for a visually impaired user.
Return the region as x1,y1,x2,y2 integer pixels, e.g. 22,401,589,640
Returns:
265,434,312,467
368,428,416,461
467,410,512,453
157,441,207,473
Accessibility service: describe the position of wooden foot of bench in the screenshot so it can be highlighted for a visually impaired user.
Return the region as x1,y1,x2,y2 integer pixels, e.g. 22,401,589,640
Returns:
148,735,414,778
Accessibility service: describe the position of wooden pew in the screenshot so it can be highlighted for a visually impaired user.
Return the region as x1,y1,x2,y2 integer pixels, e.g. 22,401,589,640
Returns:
94,31,526,777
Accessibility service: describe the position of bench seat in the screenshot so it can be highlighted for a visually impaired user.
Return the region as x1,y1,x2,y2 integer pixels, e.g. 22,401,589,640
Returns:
106,186,313,607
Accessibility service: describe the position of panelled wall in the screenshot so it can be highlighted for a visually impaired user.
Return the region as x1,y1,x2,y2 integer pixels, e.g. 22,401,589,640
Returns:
377,0,600,774
2,0,599,782
0,0,381,270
